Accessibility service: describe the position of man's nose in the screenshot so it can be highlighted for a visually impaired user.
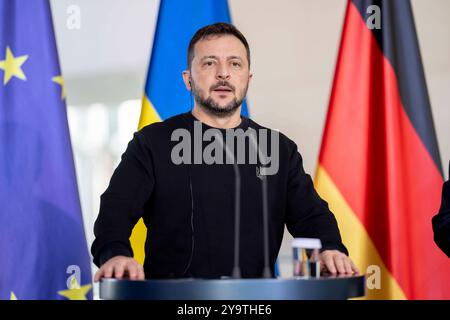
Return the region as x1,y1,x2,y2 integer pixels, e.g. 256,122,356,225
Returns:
216,63,230,80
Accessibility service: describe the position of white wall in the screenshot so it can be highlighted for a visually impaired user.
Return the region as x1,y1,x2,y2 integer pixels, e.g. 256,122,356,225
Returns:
413,0,450,174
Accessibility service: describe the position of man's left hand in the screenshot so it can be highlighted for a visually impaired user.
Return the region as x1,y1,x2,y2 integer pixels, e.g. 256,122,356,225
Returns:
320,250,359,275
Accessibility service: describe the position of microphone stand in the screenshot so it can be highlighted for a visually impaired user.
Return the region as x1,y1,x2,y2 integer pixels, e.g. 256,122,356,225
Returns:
249,132,272,278
216,132,242,278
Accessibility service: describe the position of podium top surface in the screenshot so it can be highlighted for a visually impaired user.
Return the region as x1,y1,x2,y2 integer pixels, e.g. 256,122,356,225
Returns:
99,275,365,300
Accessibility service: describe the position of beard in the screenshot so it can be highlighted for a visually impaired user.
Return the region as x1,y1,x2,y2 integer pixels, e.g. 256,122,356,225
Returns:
191,79,248,118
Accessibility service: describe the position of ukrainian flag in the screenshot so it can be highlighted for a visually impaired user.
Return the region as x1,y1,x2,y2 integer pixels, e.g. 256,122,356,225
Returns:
132,0,249,264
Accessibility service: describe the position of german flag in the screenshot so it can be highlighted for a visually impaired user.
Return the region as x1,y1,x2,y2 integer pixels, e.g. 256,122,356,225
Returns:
315,0,450,299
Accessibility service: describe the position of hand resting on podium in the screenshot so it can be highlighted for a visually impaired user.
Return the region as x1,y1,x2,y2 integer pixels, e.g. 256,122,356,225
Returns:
94,256,145,282
320,250,359,275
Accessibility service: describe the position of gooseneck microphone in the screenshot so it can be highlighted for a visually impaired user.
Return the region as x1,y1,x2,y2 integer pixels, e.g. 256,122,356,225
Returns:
230,155,242,279
215,132,242,279
260,170,272,278
249,132,272,279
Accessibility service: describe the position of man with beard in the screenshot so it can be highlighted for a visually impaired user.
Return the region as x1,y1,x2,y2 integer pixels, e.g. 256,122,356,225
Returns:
91,23,358,281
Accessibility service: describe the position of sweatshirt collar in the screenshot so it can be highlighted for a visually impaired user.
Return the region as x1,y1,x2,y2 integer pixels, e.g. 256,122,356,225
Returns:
183,111,249,131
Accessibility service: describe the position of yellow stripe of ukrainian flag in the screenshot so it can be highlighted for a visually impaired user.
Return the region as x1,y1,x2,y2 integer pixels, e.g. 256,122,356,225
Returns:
130,95,161,265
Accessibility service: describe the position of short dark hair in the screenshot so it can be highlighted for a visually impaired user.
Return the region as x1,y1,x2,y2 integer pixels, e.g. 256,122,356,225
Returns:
187,22,251,70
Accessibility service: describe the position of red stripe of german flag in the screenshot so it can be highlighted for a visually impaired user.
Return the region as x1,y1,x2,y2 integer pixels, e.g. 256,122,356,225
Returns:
315,1,450,299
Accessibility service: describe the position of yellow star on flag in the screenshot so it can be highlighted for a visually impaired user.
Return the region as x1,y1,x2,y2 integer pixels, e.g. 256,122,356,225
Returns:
57,276,92,300
10,292,18,300
0,46,28,85
52,75,66,100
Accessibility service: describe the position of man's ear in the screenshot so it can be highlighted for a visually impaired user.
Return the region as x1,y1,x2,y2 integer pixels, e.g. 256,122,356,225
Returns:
182,70,192,91
248,72,253,83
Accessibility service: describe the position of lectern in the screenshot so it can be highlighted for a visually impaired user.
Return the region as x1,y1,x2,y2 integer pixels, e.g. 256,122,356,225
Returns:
100,275,365,300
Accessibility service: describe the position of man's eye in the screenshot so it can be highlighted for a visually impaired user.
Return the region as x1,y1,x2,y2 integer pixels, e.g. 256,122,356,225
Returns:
231,62,242,67
204,61,214,66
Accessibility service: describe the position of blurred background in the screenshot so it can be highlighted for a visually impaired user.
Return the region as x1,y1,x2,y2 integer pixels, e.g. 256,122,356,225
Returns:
49,0,450,285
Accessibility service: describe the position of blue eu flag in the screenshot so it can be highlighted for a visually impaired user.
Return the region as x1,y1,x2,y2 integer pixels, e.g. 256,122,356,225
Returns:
0,0,92,299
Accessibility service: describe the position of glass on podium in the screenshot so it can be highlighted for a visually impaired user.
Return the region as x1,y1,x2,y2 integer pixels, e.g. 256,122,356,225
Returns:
292,238,322,278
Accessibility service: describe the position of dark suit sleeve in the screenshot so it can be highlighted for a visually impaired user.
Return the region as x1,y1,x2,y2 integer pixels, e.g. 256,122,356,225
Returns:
285,145,348,255
91,130,155,267
432,179,450,258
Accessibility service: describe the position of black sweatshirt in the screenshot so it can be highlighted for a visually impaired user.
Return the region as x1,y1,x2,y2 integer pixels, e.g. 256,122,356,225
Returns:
91,112,348,278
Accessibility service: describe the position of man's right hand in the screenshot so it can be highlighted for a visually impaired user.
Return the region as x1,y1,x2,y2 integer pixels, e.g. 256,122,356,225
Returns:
94,256,145,282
